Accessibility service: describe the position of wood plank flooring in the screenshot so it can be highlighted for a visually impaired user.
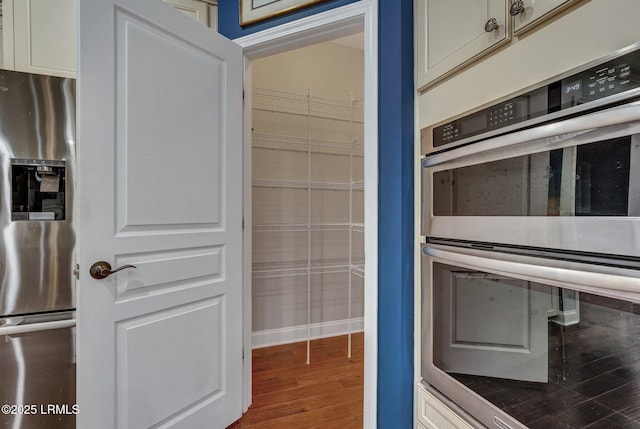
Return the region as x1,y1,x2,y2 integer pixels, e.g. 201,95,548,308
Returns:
227,333,364,429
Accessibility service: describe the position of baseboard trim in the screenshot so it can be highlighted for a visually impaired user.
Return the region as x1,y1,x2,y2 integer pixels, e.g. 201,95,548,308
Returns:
252,317,364,349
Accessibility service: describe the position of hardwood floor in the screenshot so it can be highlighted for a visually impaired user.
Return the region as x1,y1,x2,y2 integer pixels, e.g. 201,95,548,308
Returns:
227,333,364,429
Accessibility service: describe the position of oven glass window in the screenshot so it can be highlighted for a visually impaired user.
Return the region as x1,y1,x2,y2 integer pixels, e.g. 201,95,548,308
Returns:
432,136,634,216
428,262,640,428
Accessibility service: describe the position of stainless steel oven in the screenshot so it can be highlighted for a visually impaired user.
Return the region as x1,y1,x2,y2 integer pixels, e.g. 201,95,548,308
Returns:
423,104,640,261
420,43,640,429
422,42,640,263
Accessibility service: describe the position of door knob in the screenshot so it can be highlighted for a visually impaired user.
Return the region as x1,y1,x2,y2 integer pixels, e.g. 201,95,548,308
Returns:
90,261,137,279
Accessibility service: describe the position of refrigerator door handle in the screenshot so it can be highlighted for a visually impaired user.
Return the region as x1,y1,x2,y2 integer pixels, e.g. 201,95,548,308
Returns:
0,318,76,336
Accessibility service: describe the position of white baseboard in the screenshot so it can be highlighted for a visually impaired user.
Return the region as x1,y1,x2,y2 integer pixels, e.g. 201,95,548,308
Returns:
551,309,580,326
252,317,364,349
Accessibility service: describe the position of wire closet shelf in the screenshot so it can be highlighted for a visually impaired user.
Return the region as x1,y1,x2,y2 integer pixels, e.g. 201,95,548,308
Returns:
252,87,365,363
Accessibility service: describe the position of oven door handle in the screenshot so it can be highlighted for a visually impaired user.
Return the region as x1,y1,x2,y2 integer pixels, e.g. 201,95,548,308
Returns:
423,244,640,299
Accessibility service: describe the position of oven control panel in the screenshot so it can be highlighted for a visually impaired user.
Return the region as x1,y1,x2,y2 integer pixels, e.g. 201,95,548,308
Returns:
565,63,634,106
427,44,640,152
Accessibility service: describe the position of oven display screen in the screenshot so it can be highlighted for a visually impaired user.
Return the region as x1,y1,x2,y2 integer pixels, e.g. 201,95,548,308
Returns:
561,61,638,108
459,112,487,136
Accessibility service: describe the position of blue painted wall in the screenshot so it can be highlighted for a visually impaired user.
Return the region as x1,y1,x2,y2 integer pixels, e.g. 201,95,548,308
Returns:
219,1,415,427
376,0,414,428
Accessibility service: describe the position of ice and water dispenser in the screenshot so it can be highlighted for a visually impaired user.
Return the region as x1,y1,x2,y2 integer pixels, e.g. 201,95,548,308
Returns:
11,159,66,221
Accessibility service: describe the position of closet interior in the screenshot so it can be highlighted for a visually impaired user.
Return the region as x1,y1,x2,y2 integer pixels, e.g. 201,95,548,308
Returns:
250,35,365,361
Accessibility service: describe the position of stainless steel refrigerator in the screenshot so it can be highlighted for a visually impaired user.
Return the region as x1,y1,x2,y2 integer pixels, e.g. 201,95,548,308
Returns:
0,69,76,428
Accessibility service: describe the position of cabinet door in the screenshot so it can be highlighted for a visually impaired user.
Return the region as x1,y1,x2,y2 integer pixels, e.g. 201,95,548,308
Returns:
3,0,76,78
416,0,510,91
416,384,474,429
162,0,209,27
512,0,581,35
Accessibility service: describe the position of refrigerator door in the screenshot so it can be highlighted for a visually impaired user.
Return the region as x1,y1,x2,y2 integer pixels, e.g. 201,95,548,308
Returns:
0,69,76,318
0,325,76,428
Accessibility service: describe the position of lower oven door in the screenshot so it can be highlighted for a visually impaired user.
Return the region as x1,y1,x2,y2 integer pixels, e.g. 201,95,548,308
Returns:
422,100,640,259
421,244,640,429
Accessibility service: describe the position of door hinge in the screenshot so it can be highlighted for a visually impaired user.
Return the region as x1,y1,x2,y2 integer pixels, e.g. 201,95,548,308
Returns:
242,348,245,360
73,263,79,280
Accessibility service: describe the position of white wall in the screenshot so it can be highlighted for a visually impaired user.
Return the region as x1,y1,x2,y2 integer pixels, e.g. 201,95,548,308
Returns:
252,40,364,99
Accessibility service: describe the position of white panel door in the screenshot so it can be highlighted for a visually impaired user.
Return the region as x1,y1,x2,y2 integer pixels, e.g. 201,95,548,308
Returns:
77,0,243,428
433,264,549,383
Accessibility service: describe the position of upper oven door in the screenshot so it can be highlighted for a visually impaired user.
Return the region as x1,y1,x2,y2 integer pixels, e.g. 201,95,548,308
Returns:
422,100,640,258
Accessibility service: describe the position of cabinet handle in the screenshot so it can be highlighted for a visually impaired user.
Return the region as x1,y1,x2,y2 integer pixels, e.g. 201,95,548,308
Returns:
510,0,525,16
484,18,499,32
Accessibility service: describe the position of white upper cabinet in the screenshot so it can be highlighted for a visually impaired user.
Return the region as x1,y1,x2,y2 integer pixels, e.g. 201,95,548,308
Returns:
1,0,215,79
511,0,581,35
3,0,77,78
416,0,510,91
416,0,584,91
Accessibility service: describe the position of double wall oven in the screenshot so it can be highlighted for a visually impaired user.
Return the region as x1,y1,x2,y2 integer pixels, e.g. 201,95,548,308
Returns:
420,43,640,428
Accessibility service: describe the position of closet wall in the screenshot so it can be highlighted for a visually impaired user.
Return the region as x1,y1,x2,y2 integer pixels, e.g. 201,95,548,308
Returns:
251,38,365,349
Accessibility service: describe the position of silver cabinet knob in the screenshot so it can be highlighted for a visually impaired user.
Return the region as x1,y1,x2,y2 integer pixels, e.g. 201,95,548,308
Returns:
90,261,137,279
484,18,499,32
510,0,525,16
